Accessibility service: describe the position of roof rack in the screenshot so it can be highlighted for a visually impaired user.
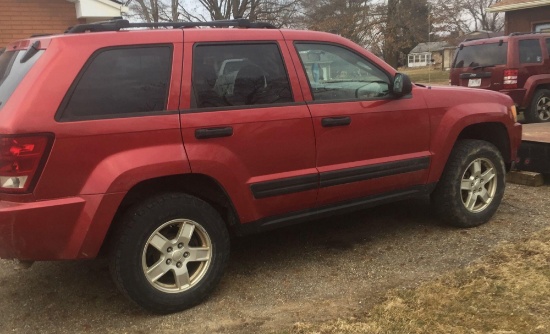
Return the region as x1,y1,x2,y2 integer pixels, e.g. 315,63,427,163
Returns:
509,31,549,36
66,18,276,34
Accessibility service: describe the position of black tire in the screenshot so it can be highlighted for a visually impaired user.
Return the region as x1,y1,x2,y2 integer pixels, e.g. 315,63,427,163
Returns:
525,89,550,123
431,140,505,228
109,193,230,314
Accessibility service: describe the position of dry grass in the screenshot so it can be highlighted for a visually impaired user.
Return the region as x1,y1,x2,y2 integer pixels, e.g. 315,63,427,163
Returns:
400,67,450,85
292,228,550,334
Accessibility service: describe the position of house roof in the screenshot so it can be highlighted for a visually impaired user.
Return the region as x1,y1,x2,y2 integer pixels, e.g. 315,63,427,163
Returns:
409,41,451,54
487,0,550,12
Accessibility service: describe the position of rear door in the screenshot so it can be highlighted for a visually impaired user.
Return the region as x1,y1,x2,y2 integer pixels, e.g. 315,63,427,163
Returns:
180,30,318,224
286,40,431,207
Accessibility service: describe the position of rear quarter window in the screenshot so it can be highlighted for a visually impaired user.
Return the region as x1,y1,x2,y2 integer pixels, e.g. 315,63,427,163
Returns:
0,49,44,110
453,42,508,68
58,45,172,121
519,39,542,63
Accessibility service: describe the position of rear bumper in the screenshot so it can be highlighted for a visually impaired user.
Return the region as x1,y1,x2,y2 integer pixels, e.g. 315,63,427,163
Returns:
0,197,86,260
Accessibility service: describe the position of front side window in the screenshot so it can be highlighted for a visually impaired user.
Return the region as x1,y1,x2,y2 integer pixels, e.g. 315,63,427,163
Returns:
519,39,542,63
0,49,44,111
59,46,172,120
191,43,293,108
295,43,390,101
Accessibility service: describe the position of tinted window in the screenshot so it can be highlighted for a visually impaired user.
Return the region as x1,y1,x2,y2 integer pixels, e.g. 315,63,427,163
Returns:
191,43,293,108
60,46,172,120
0,49,44,110
519,39,542,63
295,43,390,101
453,43,508,68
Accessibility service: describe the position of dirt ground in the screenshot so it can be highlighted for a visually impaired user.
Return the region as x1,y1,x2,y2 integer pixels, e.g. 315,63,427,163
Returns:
1,182,549,334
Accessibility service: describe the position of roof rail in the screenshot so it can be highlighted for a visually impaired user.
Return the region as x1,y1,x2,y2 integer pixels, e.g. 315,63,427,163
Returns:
66,18,276,34
509,31,549,36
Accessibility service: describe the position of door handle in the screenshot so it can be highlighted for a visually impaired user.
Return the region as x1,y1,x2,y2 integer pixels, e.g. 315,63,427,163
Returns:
195,127,233,139
321,117,351,127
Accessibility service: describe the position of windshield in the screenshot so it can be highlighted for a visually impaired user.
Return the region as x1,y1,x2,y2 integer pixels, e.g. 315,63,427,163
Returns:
452,42,508,69
0,49,44,110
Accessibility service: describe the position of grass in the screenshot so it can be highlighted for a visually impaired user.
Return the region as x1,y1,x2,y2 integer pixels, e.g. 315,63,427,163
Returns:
291,227,550,334
400,67,450,85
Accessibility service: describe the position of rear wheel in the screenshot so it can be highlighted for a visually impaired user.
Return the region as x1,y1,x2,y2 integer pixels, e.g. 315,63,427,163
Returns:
109,193,230,314
432,140,505,228
525,89,550,123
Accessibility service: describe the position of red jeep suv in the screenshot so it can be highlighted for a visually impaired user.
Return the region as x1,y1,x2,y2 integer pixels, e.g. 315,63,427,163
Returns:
450,32,550,123
0,19,521,313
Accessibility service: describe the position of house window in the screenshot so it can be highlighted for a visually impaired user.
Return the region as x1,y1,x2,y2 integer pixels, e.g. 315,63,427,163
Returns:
535,23,550,33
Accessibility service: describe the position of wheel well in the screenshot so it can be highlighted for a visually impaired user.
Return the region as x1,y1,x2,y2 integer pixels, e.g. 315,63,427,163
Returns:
457,122,511,163
99,174,239,256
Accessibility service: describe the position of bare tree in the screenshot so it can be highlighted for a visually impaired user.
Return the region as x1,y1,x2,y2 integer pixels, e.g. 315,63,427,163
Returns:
300,0,383,45
382,0,430,67
462,0,503,32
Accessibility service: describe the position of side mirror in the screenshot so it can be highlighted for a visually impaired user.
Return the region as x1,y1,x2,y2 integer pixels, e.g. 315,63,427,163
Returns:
392,73,412,97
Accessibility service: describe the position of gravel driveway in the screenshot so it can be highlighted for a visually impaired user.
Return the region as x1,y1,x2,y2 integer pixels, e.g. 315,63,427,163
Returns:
1,183,548,333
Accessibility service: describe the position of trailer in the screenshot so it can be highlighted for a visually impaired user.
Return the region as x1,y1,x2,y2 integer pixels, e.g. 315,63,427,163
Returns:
516,123,550,174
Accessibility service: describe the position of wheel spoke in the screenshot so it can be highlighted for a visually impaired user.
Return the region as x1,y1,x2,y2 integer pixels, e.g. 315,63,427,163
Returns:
174,267,191,289
146,260,169,282
479,189,490,204
465,192,478,210
480,167,495,185
177,222,195,244
461,179,473,191
188,247,210,262
471,160,482,177
149,233,170,252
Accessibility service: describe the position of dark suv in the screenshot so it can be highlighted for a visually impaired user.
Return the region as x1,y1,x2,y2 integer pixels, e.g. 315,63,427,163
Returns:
0,19,521,313
450,32,550,123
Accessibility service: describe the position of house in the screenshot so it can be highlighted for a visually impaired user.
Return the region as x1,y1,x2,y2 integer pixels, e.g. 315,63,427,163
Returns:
0,0,128,48
487,0,550,34
407,41,450,68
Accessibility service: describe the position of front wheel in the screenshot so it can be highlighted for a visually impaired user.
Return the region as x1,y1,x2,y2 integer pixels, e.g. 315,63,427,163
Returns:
431,140,505,228
109,193,230,314
525,89,550,123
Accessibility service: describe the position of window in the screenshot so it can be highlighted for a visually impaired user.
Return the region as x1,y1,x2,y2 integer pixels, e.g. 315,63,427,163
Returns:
0,49,44,111
453,43,507,68
519,39,542,64
535,23,550,33
191,43,293,108
295,43,390,101
546,39,550,58
59,46,172,120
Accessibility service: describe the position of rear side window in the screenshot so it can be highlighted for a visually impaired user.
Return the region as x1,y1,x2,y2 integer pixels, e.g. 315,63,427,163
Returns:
453,43,508,68
0,49,44,110
191,43,293,108
519,39,542,63
59,46,172,120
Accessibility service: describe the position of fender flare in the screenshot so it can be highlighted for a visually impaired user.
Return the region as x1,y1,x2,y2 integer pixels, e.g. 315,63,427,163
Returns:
522,75,550,108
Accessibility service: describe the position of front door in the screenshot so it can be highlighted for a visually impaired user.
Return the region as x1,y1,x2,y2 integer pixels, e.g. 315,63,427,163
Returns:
289,41,431,206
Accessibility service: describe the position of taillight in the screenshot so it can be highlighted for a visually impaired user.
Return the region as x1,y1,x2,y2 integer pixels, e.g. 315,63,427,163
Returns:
0,134,52,193
503,69,518,89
